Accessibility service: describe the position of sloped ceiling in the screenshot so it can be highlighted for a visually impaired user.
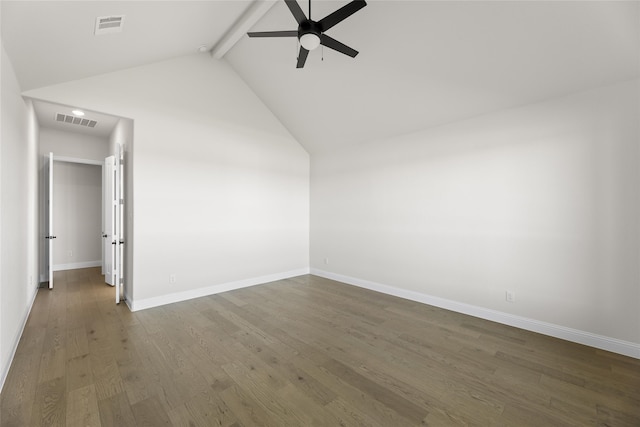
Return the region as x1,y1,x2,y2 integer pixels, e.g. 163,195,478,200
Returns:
2,1,639,154
227,1,640,153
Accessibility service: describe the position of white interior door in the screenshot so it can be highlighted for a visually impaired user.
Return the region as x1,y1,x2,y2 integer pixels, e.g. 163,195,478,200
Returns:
101,166,105,275
114,144,124,304
46,152,55,289
103,149,124,304
104,156,115,286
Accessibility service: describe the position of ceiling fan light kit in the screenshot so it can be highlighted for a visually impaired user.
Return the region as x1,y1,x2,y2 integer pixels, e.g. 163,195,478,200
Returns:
247,0,367,68
300,32,321,51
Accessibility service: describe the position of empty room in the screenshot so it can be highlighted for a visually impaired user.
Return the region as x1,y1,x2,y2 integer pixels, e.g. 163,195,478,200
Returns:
1,1,638,426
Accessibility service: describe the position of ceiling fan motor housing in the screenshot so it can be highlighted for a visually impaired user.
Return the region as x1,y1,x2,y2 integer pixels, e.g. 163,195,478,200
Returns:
298,20,322,40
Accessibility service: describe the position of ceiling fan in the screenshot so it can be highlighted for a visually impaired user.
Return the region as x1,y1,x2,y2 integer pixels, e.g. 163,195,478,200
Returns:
247,0,367,68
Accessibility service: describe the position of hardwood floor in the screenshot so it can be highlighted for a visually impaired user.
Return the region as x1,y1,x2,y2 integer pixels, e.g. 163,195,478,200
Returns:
1,267,639,426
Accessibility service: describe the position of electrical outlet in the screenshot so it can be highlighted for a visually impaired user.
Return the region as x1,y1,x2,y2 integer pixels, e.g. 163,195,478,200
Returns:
68,250,73,258
169,274,176,285
505,290,516,303
324,258,329,265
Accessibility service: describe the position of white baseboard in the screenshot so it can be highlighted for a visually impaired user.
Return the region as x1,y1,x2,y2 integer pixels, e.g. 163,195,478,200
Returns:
310,268,640,360
0,285,39,393
53,260,101,271
129,268,311,312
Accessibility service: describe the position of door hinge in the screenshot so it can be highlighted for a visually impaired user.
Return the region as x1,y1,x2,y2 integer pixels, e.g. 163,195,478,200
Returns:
120,198,124,205
120,278,124,284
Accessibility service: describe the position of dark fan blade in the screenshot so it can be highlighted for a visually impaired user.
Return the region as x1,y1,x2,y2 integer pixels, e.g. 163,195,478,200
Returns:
297,46,309,68
318,0,366,32
320,34,358,57
285,0,307,24
247,30,298,38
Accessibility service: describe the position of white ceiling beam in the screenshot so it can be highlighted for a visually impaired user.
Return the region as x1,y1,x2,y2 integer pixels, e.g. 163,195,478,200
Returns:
211,0,278,60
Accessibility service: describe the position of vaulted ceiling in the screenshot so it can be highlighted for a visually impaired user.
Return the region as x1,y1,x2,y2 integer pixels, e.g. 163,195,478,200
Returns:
2,1,639,153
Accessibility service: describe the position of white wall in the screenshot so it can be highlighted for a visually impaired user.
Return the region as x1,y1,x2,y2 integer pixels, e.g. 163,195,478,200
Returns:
108,117,132,157
39,127,108,161
0,42,39,391
311,79,640,353
52,162,102,270
25,54,310,308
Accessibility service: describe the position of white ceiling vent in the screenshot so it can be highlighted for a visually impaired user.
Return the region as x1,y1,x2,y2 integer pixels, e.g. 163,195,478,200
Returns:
94,15,125,35
55,113,98,128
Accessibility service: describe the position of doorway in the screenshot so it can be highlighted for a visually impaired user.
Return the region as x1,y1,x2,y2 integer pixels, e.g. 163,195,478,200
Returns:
51,158,102,273
41,152,125,304
33,99,132,305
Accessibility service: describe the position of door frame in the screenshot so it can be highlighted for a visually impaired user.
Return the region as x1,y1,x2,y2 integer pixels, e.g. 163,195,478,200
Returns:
42,155,104,288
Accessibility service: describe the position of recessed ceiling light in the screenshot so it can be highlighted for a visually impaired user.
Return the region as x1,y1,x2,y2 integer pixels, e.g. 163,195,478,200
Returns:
198,45,209,53
72,110,85,117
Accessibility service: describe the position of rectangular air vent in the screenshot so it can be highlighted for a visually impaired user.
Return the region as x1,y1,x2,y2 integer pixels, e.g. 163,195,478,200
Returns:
94,15,125,35
55,113,97,128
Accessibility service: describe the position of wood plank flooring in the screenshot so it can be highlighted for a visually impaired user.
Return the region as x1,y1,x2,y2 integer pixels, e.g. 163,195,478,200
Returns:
1,267,639,426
